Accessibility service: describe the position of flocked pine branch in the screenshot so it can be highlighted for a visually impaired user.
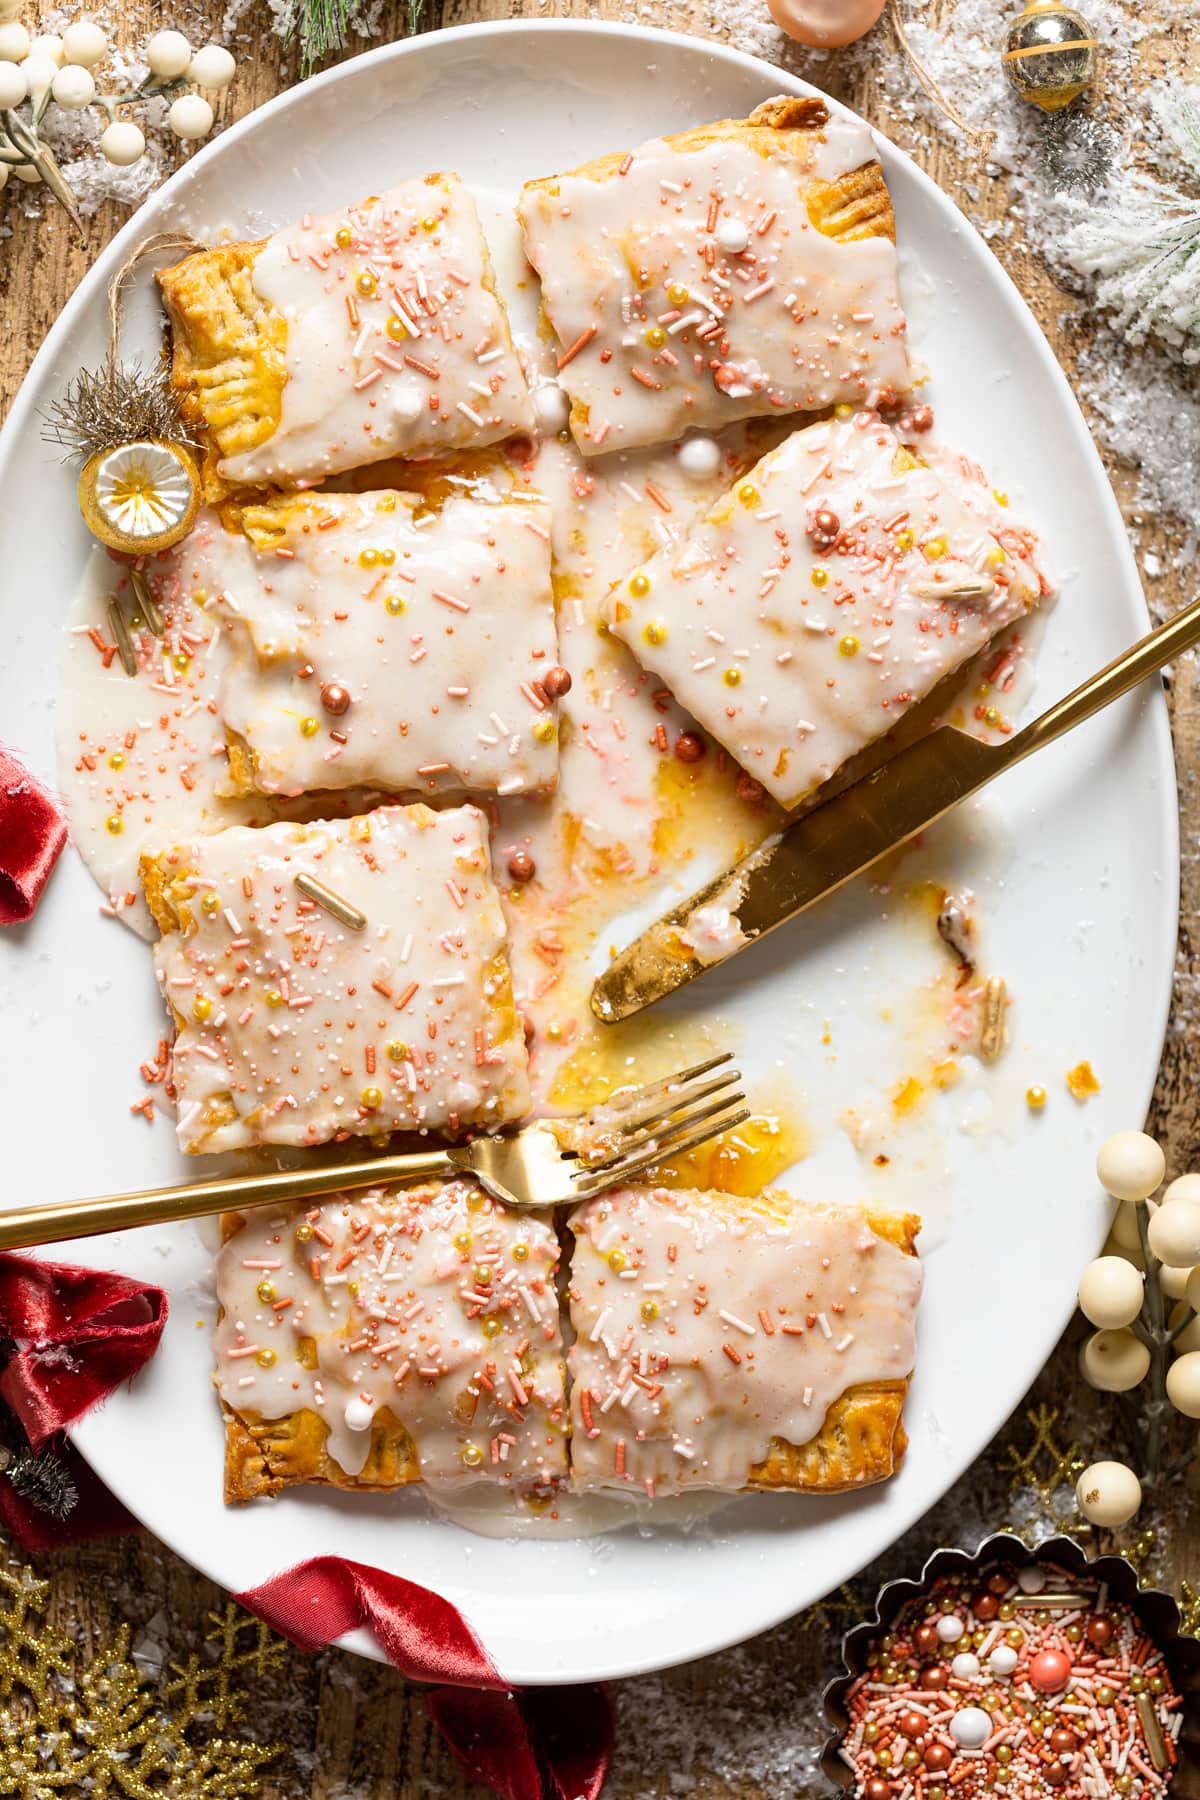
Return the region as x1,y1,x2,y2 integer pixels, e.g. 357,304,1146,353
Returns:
282,0,423,76
1063,82,1200,363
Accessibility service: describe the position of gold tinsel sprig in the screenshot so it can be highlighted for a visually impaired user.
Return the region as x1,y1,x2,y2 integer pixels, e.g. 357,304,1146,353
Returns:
41,360,194,464
0,1558,282,1797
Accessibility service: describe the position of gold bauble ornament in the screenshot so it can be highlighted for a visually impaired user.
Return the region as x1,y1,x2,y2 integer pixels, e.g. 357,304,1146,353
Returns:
1002,0,1098,111
77,436,200,554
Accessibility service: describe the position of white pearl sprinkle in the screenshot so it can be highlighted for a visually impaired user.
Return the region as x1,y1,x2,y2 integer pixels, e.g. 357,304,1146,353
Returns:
1017,1565,1046,1594
531,382,570,435
936,1614,965,1643
989,1644,1020,1676
715,217,749,255
951,1652,981,1679
678,434,722,480
393,385,424,424
344,1396,375,1432
950,1707,992,1750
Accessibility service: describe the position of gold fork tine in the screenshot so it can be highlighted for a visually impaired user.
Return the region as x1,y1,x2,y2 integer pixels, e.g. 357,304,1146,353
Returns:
598,1051,733,1113
573,1104,752,1198
577,1081,745,1171
598,1065,742,1141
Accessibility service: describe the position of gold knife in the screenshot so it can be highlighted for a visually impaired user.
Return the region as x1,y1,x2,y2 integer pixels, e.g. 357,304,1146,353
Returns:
591,593,1200,1024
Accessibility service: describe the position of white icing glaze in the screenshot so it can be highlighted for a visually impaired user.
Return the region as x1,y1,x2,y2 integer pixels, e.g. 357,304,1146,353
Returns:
567,1186,921,1494
680,901,748,965
222,176,534,488
609,414,1055,808
518,119,909,454
150,803,529,1152
55,551,282,938
214,1179,566,1487
488,426,781,1073
174,488,558,799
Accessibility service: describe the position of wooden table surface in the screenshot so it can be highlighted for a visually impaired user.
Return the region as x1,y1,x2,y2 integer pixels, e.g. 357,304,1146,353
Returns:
1,3,1197,1794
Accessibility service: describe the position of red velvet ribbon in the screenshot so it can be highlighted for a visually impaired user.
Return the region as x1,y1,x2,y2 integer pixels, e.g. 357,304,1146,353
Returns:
0,746,67,924
0,1253,612,1799
235,1558,613,1800
0,1252,167,1548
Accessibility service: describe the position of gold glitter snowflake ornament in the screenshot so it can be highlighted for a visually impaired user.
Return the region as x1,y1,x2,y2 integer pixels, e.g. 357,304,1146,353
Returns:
0,1563,281,1798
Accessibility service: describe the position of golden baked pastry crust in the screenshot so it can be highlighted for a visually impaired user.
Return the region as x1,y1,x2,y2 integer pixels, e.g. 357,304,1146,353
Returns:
158,242,286,502
218,1214,423,1502
521,97,895,248
747,1209,915,1492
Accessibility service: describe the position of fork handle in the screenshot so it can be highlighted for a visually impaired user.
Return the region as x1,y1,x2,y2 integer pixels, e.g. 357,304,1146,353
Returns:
0,1146,458,1254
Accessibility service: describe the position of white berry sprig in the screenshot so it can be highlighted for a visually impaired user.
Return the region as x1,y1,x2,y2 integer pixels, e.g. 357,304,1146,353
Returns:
0,19,236,230
1074,1129,1200,1530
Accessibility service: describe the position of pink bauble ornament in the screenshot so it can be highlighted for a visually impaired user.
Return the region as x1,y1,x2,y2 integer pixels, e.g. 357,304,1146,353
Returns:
765,0,885,47
1029,1649,1072,1693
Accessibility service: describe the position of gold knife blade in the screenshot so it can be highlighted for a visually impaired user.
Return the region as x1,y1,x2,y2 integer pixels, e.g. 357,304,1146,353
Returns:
591,589,1200,1024
590,725,999,1023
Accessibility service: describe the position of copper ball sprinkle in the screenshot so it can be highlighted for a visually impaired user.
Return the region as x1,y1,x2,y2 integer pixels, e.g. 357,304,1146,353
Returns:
674,731,706,764
508,852,536,884
808,507,840,548
541,665,572,701
909,405,935,433
320,682,352,716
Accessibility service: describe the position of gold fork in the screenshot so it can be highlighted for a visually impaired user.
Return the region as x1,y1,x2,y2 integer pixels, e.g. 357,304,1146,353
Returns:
0,1053,748,1252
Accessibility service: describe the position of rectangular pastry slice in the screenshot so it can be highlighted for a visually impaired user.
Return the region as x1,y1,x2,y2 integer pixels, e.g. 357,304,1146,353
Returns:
518,97,908,456
158,176,534,497
142,804,530,1154
566,1186,921,1496
216,1179,567,1502
177,487,559,800
607,414,1054,808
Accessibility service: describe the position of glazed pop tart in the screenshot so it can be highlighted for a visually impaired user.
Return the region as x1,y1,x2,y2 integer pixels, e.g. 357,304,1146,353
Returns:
567,1186,922,1496
216,1180,567,1503
608,414,1054,808
175,487,560,802
158,175,533,497
518,97,909,456
142,805,530,1154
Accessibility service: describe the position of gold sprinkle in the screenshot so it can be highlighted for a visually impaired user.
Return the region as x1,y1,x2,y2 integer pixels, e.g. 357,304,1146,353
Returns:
923,535,948,561
200,893,220,916
355,270,378,297
385,1039,407,1062
667,282,689,305
461,1442,484,1466
256,1347,277,1368
512,1242,529,1262
384,594,406,616
192,995,212,1022
980,976,1006,1062
1136,1694,1170,1773
834,402,854,420
106,596,138,678
480,1315,503,1338
294,871,367,931
295,1222,314,1243
894,529,915,553
643,620,667,646
723,667,742,687
1013,1594,1090,1609
108,751,125,770
105,812,123,836
1026,1084,1047,1110
737,482,760,507
811,568,829,589
629,571,651,597
299,717,320,738
335,226,352,248
128,567,165,637
645,326,666,349
360,1086,383,1111
607,1248,627,1272
255,1280,276,1304
838,634,860,658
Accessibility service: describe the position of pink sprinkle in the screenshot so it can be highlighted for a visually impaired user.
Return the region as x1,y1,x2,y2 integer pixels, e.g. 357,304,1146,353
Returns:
353,369,382,391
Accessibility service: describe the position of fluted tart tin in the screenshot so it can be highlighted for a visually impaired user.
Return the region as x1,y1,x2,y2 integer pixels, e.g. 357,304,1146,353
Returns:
822,1533,1199,1799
